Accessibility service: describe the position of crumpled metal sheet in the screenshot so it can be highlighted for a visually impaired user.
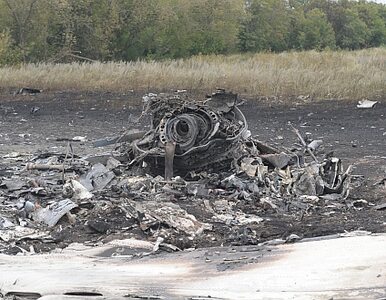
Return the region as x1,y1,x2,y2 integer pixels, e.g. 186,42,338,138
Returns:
80,163,115,191
32,199,78,227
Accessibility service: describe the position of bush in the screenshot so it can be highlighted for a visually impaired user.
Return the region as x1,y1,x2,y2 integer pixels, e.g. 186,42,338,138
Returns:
0,30,22,66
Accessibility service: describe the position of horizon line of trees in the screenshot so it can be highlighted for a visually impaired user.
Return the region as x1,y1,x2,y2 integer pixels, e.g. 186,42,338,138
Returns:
0,0,385,66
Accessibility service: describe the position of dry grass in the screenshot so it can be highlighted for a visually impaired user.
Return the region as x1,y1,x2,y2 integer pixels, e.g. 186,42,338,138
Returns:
0,48,385,100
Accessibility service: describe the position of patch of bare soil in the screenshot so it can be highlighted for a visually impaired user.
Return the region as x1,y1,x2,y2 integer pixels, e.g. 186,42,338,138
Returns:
0,91,385,254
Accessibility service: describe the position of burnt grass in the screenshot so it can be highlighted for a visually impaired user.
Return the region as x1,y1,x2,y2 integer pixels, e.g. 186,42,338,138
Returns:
1,91,386,252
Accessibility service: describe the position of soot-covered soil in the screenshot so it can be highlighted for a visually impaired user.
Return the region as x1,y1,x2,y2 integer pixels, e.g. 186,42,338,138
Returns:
0,91,385,252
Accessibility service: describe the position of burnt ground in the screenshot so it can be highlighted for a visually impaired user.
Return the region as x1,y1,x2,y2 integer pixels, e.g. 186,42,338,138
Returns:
0,91,386,251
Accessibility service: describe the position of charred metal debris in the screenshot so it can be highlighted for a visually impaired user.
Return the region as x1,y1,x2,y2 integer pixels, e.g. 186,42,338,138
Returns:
114,90,351,196
0,90,354,254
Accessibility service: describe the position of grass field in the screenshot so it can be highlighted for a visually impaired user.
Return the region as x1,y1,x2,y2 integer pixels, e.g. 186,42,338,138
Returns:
0,48,385,100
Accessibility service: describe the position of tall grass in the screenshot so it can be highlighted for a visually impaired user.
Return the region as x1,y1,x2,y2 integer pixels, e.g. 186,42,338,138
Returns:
1,48,385,100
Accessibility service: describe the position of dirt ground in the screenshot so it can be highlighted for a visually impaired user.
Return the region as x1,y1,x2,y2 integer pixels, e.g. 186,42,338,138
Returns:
1,91,385,251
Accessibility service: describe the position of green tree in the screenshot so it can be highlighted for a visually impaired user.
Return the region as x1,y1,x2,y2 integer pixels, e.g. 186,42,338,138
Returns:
113,0,244,60
154,0,245,58
111,0,159,60
305,0,381,50
0,0,385,63
43,0,122,62
355,1,386,47
338,8,370,49
239,0,291,52
186,0,245,55
287,4,306,50
1,0,42,61
299,8,336,50
0,29,22,65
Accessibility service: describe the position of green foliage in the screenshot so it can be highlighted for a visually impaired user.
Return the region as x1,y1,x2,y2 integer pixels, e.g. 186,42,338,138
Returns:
338,9,369,49
298,9,336,50
355,1,386,47
111,0,160,60
0,29,22,65
45,0,121,61
238,0,291,52
0,0,385,63
306,0,386,49
113,0,245,60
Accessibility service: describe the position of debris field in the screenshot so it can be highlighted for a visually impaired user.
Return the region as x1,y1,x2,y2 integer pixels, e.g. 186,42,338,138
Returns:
0,90,385,255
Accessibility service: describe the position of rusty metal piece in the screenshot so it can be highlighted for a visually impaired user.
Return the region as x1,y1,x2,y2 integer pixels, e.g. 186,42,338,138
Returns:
165,141,176,180
26,163,64,172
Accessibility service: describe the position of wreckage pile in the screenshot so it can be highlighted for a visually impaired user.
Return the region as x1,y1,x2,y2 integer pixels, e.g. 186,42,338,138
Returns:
0,90,352,254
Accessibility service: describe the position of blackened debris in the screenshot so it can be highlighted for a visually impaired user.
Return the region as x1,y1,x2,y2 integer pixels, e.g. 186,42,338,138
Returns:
0,90,356,255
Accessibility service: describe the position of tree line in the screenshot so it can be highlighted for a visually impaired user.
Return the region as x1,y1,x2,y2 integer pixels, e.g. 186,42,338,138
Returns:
0,0,385,65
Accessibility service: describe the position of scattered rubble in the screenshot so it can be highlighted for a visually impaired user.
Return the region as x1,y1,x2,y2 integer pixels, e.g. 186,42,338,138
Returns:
0,90,362,255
